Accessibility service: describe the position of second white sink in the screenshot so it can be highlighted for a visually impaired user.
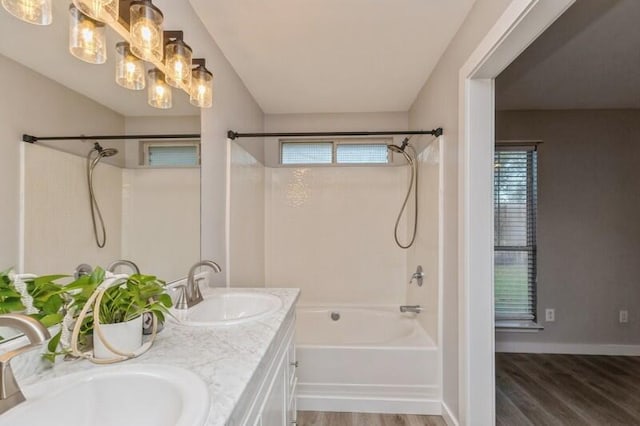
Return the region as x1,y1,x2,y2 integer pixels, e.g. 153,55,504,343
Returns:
172,290,282,326
0,364,210,426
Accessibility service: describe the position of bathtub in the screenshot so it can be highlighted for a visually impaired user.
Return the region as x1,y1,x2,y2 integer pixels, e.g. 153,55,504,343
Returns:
295,306,440,415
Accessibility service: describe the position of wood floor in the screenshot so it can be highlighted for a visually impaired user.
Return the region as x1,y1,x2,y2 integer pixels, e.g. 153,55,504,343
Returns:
297,412,446,426
496,353,640,425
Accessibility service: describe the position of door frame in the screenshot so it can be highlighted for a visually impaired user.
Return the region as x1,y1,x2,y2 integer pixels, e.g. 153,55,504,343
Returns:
457,0,575,424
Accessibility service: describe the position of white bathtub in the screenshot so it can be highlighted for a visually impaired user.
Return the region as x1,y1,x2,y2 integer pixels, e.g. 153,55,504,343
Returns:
295,306,440,415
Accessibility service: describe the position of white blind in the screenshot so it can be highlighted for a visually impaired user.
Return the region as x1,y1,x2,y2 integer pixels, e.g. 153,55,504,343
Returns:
281,142,333,164
336,144,389,164
148,145,199,166
494,147,538,321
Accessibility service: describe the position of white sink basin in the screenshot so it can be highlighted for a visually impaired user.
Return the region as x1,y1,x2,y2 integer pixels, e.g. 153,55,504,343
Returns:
0,364,210,426
172,291,282,326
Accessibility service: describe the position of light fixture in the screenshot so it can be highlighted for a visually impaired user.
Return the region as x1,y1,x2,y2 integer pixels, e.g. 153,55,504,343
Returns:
69,5,107,64
164,32,192,89
115,42,145,90
3,0,214,109
1,0,51,25
148,68,171,109
190,61,213,108
72,0,117,23
130,0,163,62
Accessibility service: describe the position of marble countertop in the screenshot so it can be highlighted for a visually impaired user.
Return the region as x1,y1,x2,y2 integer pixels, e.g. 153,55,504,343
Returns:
21,287,301,426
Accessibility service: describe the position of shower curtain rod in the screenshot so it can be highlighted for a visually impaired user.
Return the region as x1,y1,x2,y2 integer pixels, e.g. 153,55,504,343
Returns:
226,128,443,140
22,133,200,143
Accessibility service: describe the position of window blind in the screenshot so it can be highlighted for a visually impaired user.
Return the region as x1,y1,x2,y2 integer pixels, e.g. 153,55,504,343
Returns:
281,142,333,164
147,145,199,166
494,147,538,321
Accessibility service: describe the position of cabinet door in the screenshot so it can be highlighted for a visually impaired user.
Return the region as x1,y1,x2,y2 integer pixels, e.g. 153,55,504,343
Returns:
261,356,287,426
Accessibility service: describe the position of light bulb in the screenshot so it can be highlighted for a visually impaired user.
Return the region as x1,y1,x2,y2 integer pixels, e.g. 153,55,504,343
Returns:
190,65,213,108
1,0,52,25
165,38,192,89
72,0,118,23
116,42,145,90
148,68,172,109
69,5,106,64
130,1,163,62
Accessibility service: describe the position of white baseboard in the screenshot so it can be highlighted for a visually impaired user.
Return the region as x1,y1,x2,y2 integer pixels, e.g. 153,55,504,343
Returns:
296,382,441,415
496,341,640,356
297,394,441,415
441,401,459,426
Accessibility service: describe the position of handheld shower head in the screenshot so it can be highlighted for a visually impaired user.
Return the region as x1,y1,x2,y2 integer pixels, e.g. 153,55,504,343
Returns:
387,137,411,153
100,148,118,157
92,142,118,157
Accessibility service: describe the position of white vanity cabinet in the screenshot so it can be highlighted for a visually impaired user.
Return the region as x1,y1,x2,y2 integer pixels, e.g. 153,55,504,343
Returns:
241,314,297,426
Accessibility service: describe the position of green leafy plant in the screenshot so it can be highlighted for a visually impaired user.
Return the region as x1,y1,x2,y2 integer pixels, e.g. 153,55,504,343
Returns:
26,274,70,327
44,267,172,362
0,269,25,314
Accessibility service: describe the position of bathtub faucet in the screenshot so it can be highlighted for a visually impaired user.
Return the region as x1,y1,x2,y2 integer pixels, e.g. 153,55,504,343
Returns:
400,305,423,314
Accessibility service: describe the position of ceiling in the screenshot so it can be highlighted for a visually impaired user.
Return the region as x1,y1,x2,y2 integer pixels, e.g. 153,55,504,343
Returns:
189,0,476,114
496,0,640,110
0,0,200,117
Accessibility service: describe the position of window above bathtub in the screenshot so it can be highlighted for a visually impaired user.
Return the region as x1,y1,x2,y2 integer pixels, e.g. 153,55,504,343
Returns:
280,138,391,166
141,140,200,167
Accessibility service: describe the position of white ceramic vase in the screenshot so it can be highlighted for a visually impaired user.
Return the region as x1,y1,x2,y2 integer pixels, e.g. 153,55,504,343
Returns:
93,315,143,359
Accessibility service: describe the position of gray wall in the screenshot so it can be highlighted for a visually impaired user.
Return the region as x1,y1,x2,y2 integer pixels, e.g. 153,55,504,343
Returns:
496,109,640,345
0,54,125,270
408,0,513,420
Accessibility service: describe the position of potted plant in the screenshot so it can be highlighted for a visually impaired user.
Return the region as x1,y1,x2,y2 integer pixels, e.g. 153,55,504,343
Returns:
45,267,172,362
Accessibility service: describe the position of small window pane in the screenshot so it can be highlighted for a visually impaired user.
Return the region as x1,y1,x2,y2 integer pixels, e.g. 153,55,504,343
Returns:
281,142,332,164
148,145,199,166
336,144,389,164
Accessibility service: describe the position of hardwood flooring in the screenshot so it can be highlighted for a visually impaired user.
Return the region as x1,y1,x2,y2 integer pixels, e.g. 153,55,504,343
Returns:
496,353,640,425
297,412,446,426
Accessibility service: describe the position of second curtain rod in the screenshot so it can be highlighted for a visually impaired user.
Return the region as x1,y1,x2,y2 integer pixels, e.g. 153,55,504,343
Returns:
227,128,443,140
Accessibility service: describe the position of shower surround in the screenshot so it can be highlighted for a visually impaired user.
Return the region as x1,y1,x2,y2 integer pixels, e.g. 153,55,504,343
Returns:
229,128,443,414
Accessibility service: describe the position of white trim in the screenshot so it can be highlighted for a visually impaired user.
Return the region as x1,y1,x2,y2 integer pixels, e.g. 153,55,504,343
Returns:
224,138,232,286
297,384,441,415
496,342,640,356
441,401,459,426
18,142,27,273
458,0,575,424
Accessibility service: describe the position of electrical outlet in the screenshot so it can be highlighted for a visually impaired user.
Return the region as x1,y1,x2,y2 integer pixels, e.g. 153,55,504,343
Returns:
545,308,555,322
619,310,629,324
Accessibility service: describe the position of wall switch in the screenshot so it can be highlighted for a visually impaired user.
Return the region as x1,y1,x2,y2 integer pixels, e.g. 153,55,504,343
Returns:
545,308,555,322
619,310,629,324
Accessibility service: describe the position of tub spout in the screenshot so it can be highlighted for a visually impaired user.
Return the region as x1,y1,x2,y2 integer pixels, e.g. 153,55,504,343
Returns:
400,305,423,314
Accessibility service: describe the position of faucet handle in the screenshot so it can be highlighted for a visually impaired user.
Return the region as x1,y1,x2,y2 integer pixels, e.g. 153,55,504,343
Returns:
174,285,189,310
409,265,424,287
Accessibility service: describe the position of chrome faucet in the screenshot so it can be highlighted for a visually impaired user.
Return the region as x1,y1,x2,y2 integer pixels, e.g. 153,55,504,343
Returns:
176,260,222,310
106,259,140,275
400,305,423,314
0,314,50,414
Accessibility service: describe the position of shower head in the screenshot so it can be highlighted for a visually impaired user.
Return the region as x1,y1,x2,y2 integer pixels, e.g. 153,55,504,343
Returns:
100,148,118,157
92,142,118,157
388,137,411,153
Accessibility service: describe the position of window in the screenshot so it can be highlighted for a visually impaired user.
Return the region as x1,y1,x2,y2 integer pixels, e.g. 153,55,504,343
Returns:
494,145,538,323
280,140,390,165
336,144,389,164
143,141,200,167
281,142,333,165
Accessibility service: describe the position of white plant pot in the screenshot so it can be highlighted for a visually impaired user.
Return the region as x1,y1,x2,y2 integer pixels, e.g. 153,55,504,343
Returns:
93,315,143,359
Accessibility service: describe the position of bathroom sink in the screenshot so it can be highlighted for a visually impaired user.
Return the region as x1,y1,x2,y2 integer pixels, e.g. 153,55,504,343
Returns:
171,291,282,326
0,364,210,426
